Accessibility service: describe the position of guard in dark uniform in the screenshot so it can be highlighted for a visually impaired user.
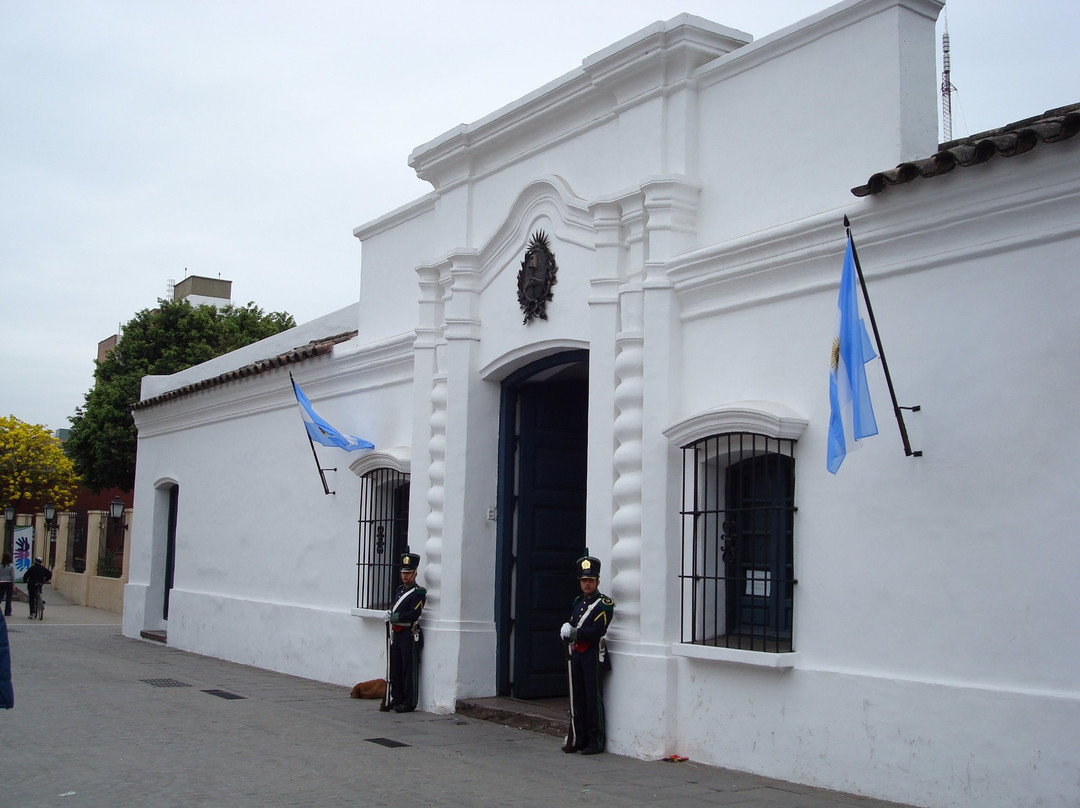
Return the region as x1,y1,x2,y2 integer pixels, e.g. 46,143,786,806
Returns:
386,550,425,713
560,552,614,755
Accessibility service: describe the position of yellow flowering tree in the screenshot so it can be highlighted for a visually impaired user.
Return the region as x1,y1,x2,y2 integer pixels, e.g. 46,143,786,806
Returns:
0,415,78,511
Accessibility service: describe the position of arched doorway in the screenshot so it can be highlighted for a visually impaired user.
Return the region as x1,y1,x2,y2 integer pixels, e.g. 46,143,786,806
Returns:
496,350,588,698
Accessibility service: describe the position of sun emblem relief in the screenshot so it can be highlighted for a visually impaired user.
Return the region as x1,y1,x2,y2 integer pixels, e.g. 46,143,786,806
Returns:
517,230,558,325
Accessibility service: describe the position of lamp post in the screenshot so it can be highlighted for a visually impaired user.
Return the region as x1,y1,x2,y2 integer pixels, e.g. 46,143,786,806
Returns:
43,504,58,568
102,497,127,578
3,505,14,557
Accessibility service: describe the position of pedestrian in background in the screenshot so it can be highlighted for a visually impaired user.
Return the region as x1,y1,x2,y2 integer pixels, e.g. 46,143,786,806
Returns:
0,553,15,616
23,557,51,618
560,552,614,755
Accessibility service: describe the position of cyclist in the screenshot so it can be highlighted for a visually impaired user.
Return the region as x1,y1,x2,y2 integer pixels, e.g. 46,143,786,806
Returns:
23,557,52,619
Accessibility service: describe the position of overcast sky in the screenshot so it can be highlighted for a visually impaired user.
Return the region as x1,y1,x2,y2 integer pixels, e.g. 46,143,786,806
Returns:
1,0,1076,434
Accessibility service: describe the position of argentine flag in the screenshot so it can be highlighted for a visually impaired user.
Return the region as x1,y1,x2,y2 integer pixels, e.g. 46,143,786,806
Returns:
827,236,878,473
291,376,374,452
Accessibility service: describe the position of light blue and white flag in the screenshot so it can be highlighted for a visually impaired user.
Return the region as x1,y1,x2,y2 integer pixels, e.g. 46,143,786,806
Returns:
291,376,374,452
827,236,878,474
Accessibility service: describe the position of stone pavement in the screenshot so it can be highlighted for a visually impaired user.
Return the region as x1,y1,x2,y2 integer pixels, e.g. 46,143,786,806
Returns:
2,588,919,808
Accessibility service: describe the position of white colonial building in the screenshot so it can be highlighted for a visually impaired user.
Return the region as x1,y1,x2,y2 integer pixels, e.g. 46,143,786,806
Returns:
123,2,1080,806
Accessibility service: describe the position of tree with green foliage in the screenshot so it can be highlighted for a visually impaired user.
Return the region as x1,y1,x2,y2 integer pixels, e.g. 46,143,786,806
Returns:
66,299,295,492
0,415,79,511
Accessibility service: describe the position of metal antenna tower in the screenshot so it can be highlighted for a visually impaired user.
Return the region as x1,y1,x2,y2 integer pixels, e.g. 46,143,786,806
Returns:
941,11,956,141
165,278,175,302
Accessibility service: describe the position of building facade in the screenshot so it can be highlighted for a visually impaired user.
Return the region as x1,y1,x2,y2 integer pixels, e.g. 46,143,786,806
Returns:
123,2,1080,806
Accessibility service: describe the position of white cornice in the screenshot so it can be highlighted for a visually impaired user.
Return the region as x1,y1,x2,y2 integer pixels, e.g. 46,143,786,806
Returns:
352,192,438,243
695,0,944,90
665,149,1080,322
408,16,750,191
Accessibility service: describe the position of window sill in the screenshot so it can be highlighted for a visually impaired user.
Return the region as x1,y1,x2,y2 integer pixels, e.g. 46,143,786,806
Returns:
672,643,798,669
351,608,387,620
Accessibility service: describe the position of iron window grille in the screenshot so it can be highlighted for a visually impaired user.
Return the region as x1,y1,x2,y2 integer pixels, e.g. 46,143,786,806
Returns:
678,432,796,652
356,468,410,610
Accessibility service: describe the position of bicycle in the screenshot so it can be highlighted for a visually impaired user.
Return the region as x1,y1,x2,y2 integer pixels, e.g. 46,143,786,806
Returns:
28,584,45,620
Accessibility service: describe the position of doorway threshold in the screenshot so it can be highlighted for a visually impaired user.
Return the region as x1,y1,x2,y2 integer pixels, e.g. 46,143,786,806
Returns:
455,696,568,737
140,629,167,644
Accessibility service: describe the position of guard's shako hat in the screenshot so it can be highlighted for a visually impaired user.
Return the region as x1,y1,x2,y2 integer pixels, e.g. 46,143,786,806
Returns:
400,549,421,572
576,552,600,580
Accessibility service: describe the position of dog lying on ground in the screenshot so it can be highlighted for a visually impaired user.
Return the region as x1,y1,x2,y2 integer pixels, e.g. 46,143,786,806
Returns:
350,678,387,702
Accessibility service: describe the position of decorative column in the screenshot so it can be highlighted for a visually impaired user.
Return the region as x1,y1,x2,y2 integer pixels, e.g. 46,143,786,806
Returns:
414,263,446,618
608,191,647,642
587,199,624,581
607,179,699,644
638,177,700,646
611,288,644,640
420,250,496,709
424,373,448,617
435,252,482,627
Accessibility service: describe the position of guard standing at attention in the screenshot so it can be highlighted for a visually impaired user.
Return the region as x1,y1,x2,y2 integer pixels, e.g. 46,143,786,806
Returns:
560,552,615,755
385,549,425,713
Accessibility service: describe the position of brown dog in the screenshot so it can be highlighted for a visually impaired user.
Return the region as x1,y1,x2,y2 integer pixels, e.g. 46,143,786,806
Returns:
350,678,387,701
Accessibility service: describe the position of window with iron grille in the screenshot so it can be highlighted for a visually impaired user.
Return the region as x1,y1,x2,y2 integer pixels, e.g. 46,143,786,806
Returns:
356,468,410,610
678,433,796,652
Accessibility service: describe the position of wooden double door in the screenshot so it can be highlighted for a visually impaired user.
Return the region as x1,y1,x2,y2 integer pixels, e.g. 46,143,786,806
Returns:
497,353,588,699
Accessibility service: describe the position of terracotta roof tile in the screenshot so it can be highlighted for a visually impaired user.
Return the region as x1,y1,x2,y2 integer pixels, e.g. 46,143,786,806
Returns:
851,103,1080,197
132,330,357,412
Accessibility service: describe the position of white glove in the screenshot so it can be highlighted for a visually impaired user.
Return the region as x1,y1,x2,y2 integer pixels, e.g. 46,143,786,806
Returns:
384,610,392,622
560,622,572,641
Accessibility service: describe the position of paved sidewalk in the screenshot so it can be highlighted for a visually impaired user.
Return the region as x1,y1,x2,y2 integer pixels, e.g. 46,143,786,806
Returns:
6,583,122,626
2,599,919,808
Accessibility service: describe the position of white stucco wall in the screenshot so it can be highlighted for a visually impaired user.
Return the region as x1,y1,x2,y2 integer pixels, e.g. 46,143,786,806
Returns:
651,143,1080,807
125,337,415,686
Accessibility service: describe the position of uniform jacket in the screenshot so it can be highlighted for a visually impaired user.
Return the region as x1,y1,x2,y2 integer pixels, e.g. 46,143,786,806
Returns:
568,591,614,652
389,584,426,631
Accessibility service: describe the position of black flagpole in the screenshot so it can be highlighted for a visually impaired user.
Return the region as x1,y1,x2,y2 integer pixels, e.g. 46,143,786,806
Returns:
307,430,335,496
291,372,336,495
843,216,922,458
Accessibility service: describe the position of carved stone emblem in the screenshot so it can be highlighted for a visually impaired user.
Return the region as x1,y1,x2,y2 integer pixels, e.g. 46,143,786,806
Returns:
516,230,558,325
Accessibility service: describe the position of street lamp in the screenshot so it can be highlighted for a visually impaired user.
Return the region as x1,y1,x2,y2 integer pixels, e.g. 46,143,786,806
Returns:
3,505,14,557
101,497,127,579
44,503,58,567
